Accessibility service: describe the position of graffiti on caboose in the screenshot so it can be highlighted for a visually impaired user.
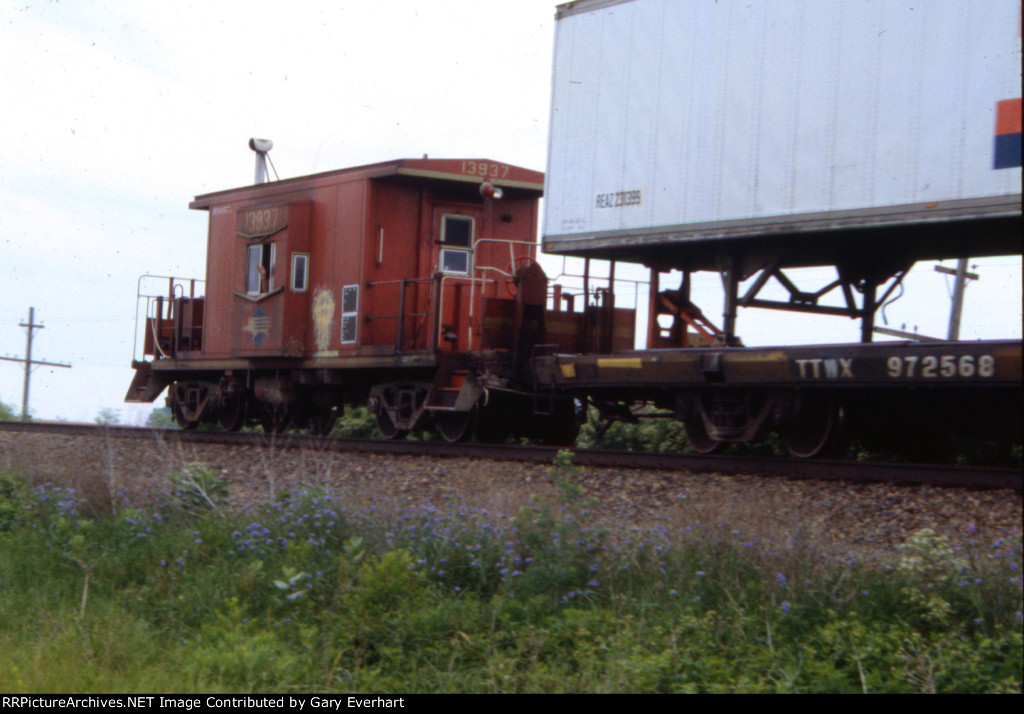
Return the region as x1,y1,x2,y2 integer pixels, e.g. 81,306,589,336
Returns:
312,287,336,355
243,306,271,347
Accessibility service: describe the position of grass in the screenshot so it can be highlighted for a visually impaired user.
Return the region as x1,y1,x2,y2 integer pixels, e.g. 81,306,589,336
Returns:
0,461,1020,693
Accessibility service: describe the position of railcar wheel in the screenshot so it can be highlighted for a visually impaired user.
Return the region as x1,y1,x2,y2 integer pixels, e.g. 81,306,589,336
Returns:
534,398,582,446
170,400,200,430
374,406,407,440
219,397,246,432
173,411,200,430
260,404,293,435
684,417,722,454
476,419,512,443
781,393,845,459
167,385,209,428
308,408,337,437
436,407,477,443
475,395,515,443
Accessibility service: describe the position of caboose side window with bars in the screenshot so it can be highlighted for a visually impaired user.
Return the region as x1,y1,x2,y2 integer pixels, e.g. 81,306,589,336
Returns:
246,243,276,294
341,284,358,344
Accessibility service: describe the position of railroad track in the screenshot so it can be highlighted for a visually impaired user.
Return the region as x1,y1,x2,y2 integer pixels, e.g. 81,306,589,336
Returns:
2,420,1018,491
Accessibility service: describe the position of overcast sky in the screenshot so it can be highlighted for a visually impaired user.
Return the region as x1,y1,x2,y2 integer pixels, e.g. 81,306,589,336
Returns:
1,0,1020,424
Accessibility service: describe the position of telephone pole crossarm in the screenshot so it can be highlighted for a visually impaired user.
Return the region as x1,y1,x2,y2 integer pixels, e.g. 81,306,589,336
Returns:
0,355,71,368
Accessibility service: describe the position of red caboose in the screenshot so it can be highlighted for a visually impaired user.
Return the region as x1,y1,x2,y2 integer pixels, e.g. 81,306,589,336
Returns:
126,157,575,441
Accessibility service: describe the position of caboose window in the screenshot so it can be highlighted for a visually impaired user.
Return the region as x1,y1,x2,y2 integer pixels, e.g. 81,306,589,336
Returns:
291,253,309,293
440,215,473,274
246,243,276,295
441,249,470,274
442,215,473,247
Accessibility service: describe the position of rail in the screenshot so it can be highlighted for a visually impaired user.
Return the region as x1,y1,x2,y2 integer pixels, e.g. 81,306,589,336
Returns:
1,419,1018,491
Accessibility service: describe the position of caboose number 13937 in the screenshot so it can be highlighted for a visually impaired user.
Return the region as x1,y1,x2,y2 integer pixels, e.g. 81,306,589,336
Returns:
125,156,607,444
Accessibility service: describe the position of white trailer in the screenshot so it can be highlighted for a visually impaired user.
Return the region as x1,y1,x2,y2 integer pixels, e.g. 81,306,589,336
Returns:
543,0,1022,261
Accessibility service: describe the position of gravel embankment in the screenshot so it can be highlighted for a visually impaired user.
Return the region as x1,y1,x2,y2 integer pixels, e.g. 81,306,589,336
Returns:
1,431,1020,562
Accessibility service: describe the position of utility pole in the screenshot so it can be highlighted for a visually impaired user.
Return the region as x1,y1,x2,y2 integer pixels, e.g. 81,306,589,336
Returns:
872,260,979,342
0,307,71,420
936,259,979,341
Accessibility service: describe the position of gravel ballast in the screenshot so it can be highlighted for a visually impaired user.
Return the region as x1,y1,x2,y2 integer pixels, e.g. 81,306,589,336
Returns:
1,430,1020,562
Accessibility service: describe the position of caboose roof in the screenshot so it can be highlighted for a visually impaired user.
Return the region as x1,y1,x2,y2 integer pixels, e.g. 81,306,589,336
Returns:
189,157,544,210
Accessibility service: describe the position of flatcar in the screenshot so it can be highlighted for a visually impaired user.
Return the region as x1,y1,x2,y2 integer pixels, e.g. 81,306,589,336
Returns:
527,255,1021,459
532,331,1022,459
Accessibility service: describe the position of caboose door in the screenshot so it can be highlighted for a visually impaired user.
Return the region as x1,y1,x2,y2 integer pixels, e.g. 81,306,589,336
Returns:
230,202,311,357
430,206,483,352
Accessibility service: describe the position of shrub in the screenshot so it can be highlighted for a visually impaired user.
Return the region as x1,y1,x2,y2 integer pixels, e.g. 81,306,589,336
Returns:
165,463,229,518
0,400,18,421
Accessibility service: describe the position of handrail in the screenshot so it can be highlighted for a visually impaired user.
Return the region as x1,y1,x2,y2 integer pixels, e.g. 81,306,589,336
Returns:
133,275,206,362
544,258,648,313
363,240,533,352
468,238,539,349
361,277,435,353
471,238,538,278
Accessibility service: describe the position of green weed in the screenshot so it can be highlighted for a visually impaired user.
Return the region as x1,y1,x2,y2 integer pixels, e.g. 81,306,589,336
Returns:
0,464,1019,693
